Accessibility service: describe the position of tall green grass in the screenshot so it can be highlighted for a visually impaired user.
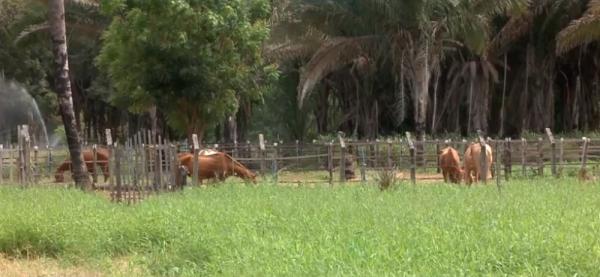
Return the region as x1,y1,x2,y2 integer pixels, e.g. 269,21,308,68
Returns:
1,179,600,276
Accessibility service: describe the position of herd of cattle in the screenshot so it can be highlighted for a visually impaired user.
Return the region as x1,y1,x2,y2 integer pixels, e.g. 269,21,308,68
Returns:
53,148,258,185
52,142,494,186
439,142,493,185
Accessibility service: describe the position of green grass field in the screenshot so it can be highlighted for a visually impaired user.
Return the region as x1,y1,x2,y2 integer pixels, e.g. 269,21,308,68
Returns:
1,179,600,276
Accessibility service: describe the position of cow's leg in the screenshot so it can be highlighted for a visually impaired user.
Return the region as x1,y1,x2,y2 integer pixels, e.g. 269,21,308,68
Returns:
442,170,448,183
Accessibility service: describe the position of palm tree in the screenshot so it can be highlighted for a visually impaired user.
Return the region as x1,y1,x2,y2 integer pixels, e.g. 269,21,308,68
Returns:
270,0,528,139
49,0,90,189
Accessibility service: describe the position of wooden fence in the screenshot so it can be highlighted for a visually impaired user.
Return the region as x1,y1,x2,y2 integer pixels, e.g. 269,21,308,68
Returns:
2,126,599,202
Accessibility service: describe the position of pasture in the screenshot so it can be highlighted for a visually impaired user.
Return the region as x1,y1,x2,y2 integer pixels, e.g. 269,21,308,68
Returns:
1,178,600,276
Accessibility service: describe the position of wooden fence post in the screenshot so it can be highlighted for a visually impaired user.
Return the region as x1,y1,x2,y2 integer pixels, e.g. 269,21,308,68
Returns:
559,138,564,175
295,140,300,167
192,134,200,185
521,138,527,176
33,146,38,183
503,138,512,181
233,140,238,159
359,145,367,183
435,139,440,173
580,137,590,175
273,142,279,184
406,132,416,185
46,145,52,179
387,139,393,169
0,144,3,184
545,128,557,177
328,142,333,185
537,137,544,176
338,133,346,183
375,139,380,168
495,140,501,192
259,134,266,175
477,130,488,184
9,144,14,182
92,144,98,184
171,144,179,190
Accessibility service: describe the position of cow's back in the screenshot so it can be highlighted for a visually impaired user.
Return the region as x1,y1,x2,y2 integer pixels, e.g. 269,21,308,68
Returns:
464,143,492,180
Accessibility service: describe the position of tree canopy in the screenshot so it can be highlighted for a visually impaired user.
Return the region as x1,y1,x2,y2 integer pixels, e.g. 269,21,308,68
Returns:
97,0,277,141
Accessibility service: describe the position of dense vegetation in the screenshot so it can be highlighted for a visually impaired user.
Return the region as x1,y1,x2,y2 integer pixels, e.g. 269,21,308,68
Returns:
1,180,600,276
1,0,600,142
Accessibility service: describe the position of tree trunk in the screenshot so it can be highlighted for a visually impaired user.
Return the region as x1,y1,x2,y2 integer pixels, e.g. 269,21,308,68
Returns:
49,0,90,189
413,48,430,142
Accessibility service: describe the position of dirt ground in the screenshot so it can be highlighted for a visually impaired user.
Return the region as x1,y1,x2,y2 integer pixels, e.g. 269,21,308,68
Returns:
0,255,102,277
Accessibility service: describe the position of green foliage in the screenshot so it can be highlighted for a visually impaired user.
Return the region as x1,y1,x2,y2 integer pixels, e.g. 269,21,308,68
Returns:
2,179,600,275
97,0,277,138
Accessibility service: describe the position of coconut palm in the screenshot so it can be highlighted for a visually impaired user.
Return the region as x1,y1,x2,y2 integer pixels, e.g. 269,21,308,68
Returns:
48,0,91,188
269,0,529,140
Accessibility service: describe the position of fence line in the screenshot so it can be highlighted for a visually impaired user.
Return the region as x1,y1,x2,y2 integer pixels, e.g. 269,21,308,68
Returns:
2,126,600,202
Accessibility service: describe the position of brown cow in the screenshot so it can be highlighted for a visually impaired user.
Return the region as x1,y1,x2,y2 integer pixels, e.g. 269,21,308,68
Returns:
178,151,257,183
55,148,110,182
463,143,493,185
439,146,463,183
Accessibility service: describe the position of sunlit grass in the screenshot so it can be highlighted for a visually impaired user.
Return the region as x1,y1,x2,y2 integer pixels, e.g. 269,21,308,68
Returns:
1,178,599,276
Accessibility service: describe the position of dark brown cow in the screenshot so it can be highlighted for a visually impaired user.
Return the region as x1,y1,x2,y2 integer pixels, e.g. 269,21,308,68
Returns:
55,148,110,182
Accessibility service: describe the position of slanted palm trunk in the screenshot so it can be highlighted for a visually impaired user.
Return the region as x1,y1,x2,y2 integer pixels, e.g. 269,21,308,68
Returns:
49,0,90,189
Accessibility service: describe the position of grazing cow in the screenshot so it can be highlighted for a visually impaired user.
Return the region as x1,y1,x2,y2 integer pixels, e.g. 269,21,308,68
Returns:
178,151,257,183
463,143,493,185
55,148,110,182
439,146,463,183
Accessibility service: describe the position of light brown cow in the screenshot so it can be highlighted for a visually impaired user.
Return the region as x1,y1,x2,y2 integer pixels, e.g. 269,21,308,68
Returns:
178,151,257,183
439,146,463,184
463,143,493,185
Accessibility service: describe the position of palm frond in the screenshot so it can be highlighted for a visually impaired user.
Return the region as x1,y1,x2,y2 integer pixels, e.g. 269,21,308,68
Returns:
14,22,49,44
556,0,600,54
487,11,534,56
297,36,378,107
